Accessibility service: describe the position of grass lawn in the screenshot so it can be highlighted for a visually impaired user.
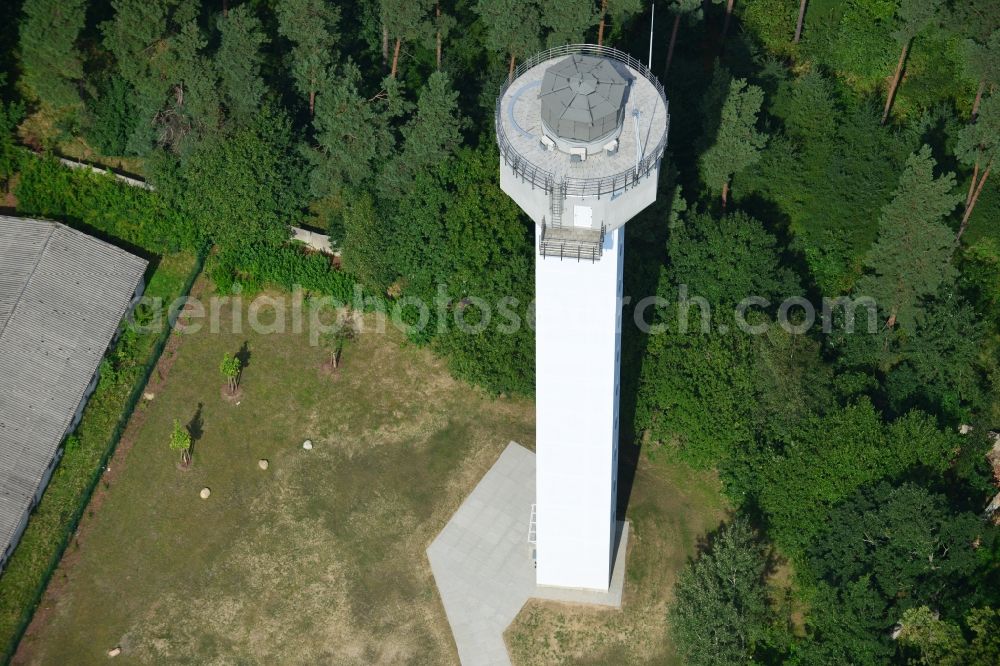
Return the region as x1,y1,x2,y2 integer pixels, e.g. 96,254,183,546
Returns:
13,283,727,665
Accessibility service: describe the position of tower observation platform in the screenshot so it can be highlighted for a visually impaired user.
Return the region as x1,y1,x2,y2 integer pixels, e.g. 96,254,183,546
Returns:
496,45,669,261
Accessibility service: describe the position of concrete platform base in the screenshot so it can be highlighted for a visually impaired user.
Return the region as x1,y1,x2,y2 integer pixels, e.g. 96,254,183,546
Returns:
427,442,629,666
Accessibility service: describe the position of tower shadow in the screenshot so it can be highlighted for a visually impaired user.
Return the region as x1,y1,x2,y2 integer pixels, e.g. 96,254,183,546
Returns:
615,165,678,520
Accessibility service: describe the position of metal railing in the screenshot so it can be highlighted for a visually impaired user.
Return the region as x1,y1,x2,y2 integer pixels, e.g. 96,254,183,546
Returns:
549,180,565,227
539,223,606,262
495,44,670,198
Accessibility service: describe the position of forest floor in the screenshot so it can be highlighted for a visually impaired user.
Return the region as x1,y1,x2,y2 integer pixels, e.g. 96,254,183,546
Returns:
13,282,727,665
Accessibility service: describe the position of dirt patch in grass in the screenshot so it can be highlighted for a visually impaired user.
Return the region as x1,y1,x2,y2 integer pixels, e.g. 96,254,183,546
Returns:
220,385,244,403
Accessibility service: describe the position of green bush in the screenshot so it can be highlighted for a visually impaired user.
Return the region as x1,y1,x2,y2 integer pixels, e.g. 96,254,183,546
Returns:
211,244,357,303
14,154,203,253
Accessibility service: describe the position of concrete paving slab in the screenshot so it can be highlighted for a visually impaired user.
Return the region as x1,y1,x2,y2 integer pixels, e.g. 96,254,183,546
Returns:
427,442,629,665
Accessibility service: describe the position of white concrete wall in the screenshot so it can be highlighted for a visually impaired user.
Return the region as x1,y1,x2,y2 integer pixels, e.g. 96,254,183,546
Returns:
499,163,658,232
291,226,340,256
56,156,153,190
535,227,623,591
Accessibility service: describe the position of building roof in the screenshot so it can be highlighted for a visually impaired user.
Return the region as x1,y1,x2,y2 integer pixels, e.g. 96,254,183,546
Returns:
539,55,630,143
0,216,147,561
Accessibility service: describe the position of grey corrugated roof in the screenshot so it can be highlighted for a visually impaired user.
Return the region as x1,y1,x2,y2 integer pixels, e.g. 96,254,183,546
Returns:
539,55,630,142
0,220,48,334
0,216,147,562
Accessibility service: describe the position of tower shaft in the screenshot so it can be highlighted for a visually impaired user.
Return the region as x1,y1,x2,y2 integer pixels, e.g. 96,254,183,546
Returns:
535,227,623,591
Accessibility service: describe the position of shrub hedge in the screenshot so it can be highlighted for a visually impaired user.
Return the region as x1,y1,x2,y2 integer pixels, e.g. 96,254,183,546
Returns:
14,153,202,253
212,243,359,303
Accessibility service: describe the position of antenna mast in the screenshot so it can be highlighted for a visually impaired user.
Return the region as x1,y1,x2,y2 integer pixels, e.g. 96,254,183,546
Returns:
648,2,655,69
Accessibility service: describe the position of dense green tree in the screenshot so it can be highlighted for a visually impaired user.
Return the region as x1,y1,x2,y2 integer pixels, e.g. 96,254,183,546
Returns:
882,0,946,124
698,68,767,208
948,1,1000,115
379,71,462,199
855,146,961,330
669,518,772,666
899,606,971,665
596,0,643,46
899,606,1000,666
348,144,532,392
759,401,957,553
85,75,136,156
960,236,1000,325
19,0,86,113
965,606,1000,662
102,0,200,154
665,0,702,76
310,62,394,197
476,0,541,77
216,4,268,124
540,0,596,47
962,30,999,119
742,70,916,293
956,93,999,238
748,325,836,458
791,578,894,665
276,0,340,115
0,78,24,191
666,210,798,309
636,210,796,473
380,0,433,78
736,0,804,57
160,21,222,156
428,1,456,71
806,482,984,612
885,288,986,421
636,299,756,468
160,106,306,259
341,191,396,294
805,1,895,93
414,148,534,393
948,1,1000,47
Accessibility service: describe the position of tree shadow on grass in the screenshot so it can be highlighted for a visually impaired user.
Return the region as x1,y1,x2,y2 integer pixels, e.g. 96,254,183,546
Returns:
236,340,251,371
186,402,204,456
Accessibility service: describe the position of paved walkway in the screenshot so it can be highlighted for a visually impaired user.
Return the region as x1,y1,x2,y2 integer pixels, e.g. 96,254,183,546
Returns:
427,442,628,666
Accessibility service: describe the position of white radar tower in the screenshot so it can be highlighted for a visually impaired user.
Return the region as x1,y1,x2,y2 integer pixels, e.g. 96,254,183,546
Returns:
496,45,669,591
